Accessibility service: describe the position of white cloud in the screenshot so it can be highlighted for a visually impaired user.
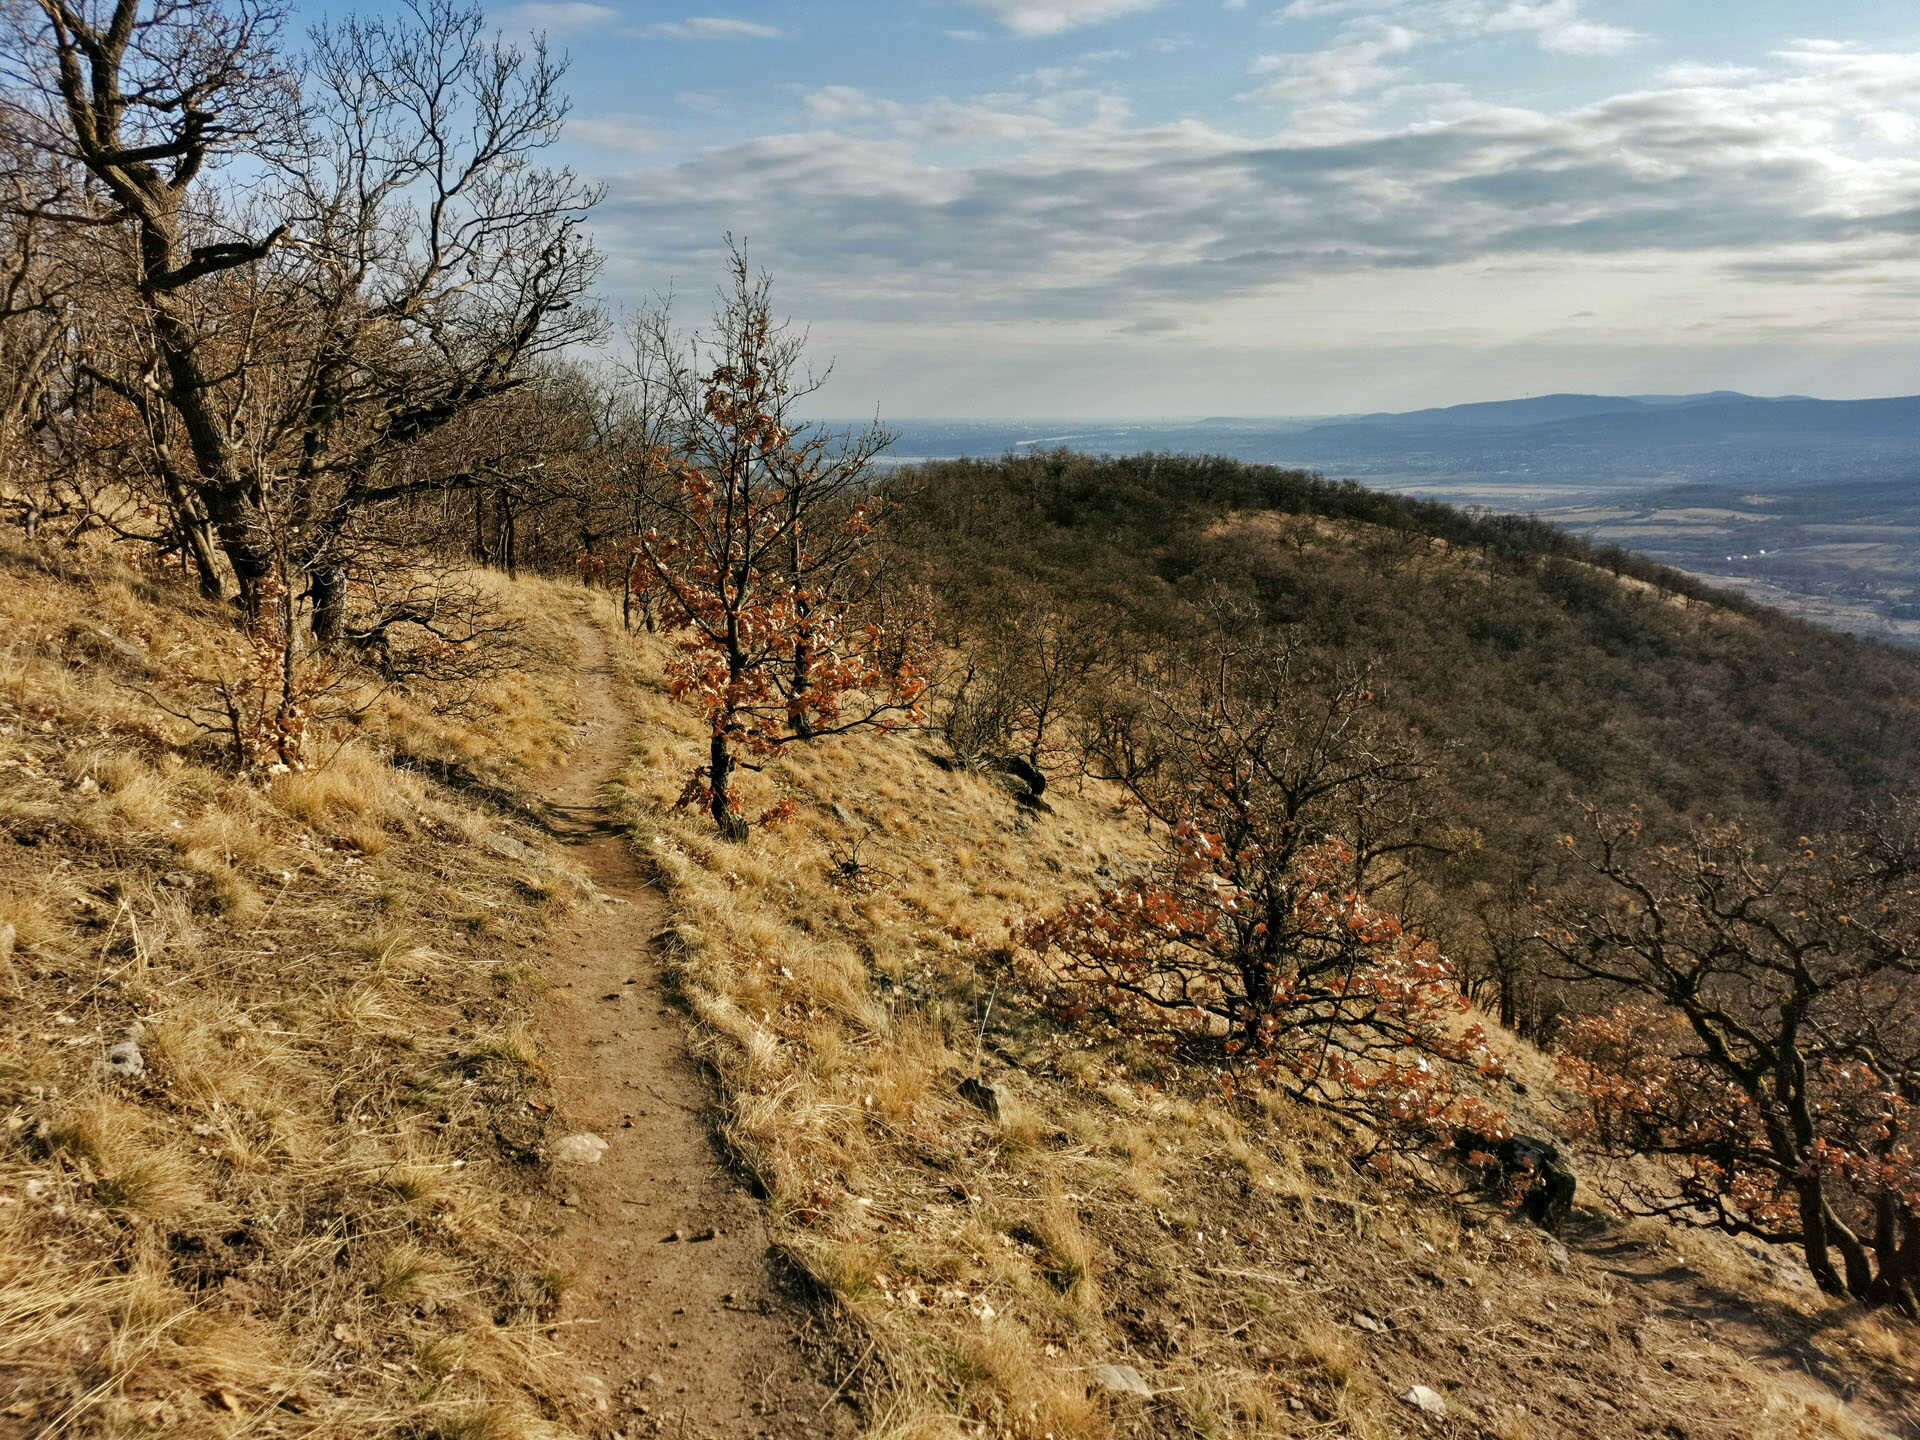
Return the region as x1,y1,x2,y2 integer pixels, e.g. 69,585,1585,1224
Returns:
1274,0,1644,62
1500,2,1639,56
503,2,617,30
569,114,663,151
1250,3,1647,121
802,86,902,122
1660,62,1765,86
1249,22,1422,101
646,15,781,39
961,0,1161,37
593,45,1920,333
1539,22,1636,55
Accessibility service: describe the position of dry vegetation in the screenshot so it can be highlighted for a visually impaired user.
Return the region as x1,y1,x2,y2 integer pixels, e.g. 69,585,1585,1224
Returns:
5,527,1919,1440
8,11,1920,1426
0,538,599,1439
22,0,1916,1429
602,625,1920,1440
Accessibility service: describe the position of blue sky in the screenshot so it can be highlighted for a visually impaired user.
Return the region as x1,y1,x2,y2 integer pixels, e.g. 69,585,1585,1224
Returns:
474,0,1920,416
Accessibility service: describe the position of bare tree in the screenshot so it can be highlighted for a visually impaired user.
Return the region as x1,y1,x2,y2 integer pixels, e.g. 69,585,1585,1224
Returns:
0,142,72,498
2,0,301,603
2,0,603,631
941,582,1117,777
270,0,603,641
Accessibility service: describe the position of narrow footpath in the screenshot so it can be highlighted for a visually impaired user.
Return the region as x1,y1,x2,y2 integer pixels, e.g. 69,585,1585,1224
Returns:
534,611,848,1439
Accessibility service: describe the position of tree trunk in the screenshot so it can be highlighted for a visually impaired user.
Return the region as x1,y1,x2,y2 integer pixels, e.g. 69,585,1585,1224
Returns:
222,530,273,621
160,474,226,603
143,293,272,617
180,516,225,603
1800,1181,1877,1302
1890,1211,1920,1317
473,490,492,566
199,483,273,621
790,633,815,739
1830,1216,1875,1301
709,729,747,841
310,564,347,648
1799,1179,1845,1296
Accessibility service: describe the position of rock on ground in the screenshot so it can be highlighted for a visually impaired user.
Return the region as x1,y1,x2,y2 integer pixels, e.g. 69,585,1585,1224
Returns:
1091,1363,1153,1399
553,1132,609,1165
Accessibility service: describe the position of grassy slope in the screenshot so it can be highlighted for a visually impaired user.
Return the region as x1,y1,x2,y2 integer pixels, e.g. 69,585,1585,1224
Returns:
0,541,596,1438
604,625,1920,1440
7,516,1919,1440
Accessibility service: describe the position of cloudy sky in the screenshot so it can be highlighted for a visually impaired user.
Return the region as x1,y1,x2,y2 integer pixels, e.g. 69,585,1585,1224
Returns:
495,0,1920,416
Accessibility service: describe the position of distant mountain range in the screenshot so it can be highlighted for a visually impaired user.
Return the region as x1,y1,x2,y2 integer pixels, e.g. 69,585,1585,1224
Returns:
875,392,1920,495
1293,390,1813,432
1288,392,1920,456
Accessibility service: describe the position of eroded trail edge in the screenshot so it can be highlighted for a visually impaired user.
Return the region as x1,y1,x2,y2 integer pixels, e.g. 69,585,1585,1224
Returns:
536,612,841,1440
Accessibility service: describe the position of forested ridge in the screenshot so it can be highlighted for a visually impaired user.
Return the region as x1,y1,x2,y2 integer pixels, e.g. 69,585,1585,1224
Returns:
892,447,1920,856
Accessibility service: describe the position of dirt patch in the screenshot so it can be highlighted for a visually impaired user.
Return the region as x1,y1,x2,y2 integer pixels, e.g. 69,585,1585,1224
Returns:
534,610,850,1439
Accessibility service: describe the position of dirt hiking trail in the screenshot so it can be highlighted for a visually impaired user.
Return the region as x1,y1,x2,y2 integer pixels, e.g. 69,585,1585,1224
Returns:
1565,1211,1918,1440
534,611,849,1439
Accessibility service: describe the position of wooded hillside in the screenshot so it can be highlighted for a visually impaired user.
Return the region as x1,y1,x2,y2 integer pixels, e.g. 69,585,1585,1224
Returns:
888,450,1920,1028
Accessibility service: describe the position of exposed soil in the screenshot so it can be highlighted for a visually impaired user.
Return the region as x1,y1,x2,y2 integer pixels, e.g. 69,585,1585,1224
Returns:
1567,1211,1919,1440
534,611,847,1439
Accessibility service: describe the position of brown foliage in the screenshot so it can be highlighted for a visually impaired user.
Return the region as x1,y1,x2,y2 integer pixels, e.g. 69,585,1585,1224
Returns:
1008,632,1507,1157
617,248,930,838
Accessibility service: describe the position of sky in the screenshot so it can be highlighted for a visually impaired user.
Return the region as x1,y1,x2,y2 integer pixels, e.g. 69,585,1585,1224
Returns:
478,0,1920,416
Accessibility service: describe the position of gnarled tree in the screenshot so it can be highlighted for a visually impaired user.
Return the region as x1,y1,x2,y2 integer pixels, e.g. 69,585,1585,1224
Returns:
3,0,300,603
2,0,601,630
1550,808,1920,1314
1012,632,1502,1151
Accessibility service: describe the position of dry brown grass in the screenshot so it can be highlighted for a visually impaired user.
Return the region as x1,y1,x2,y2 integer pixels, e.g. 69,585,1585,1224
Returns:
13,532,1911,1440
603,619,1920,1440
0,538,591,1438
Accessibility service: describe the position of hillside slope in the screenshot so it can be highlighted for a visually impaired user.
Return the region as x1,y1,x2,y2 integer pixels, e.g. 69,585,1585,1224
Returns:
888,452,1920,1021
7,521,1920,1440
600,620,1920,1440
0,540,609,1437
